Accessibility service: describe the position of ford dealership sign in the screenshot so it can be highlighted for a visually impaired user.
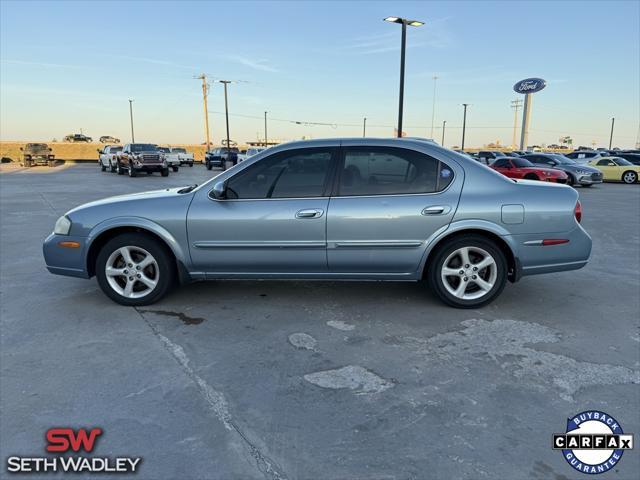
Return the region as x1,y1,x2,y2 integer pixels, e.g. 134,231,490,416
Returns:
513,78,547,94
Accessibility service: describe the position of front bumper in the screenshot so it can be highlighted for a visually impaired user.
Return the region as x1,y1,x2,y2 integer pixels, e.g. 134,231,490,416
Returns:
132,163,166,172
43,233,90,278
576,172,603,185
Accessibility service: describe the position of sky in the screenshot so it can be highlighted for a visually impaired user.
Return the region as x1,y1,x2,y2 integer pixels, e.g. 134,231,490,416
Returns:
1,0,639,149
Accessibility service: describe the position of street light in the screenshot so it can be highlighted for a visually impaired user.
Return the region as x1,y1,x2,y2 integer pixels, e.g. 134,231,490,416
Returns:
128,99,135,143
384,16,424,138
461,103,470,151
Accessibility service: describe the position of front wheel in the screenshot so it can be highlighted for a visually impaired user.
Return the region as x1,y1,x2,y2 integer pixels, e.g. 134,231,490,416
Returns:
101,162,107,172
622,171,638,184
161,168,169,177
172,166,179,172
48,160,55,168
128,166,137,177
206,161,212,170
95,233,175,306
566,174,575,187
428,234,507,308
188,162,193,167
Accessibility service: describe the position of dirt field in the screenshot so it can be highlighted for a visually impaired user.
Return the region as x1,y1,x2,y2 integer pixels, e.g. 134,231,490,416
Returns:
0,141,209,162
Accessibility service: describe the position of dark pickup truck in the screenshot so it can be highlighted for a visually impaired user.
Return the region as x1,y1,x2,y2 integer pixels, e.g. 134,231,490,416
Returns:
21,143,55,167
116,143,169,177
205,147,239,170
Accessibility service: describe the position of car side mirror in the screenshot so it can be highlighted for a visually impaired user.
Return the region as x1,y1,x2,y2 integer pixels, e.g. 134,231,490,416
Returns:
211,181,227,200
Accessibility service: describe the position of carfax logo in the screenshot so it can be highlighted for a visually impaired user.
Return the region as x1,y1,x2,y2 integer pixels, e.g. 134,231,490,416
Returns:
6,427,141,474
553,411,634,475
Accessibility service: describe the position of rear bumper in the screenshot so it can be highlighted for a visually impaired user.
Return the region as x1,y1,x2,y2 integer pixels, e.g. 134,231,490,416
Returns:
507,224,592,278
43,233,90,278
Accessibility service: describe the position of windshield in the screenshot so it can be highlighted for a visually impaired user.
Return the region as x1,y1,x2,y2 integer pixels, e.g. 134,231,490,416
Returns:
173,148,186,153
158,147,170,153
549,154,575,165
131,144,158,152
512,158,534,168
111,146,123,152
26,143,48,149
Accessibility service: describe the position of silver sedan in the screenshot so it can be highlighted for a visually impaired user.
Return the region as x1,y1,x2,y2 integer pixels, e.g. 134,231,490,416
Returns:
43,138,592,308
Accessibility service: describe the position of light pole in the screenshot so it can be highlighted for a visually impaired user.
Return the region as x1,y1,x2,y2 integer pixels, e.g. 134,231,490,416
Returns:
128,99,135,143
609,117,615,149
430,75,438,138
363,117,367,137
195,74,211,150
219,80,232,165
264,111,268,146
441,120,446,146
384,16,424,138
461,104,470,151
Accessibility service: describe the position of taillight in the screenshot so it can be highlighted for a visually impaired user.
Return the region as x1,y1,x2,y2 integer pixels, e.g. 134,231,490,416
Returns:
574,201,582,223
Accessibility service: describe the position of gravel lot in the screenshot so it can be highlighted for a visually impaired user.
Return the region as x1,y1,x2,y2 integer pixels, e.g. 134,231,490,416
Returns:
1,163,639,479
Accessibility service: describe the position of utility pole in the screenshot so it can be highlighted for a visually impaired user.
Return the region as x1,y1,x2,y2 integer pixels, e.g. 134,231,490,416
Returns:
264,111,268,146
363,117,367,137
609,117,615,149
430,75,438,138
461,103,470,151
219,80,232,165
195,74,211,150
511,99,523,149
128,99,135,143
441,120,446,146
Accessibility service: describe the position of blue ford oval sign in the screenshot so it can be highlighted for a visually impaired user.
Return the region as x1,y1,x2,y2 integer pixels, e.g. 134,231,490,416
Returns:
513,78,547,94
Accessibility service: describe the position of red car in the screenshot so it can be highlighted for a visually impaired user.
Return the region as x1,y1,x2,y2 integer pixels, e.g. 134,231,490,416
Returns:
490,157,568,183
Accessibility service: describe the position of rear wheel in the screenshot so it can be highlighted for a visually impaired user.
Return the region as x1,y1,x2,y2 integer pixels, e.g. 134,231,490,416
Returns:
188,162,193,167
622,171,637,184
172,166,179,172
117,162,124,175
161,168,169,177
428,234,507,308
95,233,174,306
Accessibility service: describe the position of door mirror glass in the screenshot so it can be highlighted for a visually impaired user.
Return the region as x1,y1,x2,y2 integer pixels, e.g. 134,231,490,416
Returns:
211,181,227,200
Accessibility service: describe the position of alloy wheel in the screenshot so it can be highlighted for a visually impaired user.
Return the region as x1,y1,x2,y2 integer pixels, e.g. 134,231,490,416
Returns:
105,246,159,299
623,171,637,184
440,246,497,300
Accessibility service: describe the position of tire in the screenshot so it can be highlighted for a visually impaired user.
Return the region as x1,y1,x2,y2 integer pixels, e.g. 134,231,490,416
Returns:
172,166,179,172
189,162,193,167
95,233,175,306
161,168,169,177
566,173,575,186
129,166,137,177
109,160,116,173
622,171,637,184
206,161,212,170
101,162,107,172
48,160,55,168
524,174,539,181
427,234,508,308
23,159,32,168
117,162,124,175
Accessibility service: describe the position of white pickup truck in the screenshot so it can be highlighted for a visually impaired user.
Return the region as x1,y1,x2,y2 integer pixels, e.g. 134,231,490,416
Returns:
170,147,194,167
238,146,266,162
98,145,123,173
158,147,180,171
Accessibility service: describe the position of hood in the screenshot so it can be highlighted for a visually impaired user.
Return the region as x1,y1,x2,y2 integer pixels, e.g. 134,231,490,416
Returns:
561,163,600,173
66,187,188,215
525,166,563,175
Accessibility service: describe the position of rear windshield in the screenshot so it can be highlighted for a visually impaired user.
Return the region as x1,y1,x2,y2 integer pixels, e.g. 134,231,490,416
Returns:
131,144,158,152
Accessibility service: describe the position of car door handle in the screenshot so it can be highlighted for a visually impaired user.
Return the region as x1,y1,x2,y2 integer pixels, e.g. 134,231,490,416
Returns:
421,205,451,215
296,209,324,219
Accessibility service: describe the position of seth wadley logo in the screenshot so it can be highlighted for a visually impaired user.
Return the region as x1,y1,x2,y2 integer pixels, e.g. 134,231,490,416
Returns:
553,411,634,475
6,428,142,474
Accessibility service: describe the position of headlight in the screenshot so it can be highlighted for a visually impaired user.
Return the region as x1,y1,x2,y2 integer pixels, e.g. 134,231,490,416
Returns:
576,169,590,175
54,215,72,235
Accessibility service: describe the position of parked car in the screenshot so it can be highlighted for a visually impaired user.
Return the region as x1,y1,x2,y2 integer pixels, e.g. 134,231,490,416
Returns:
238,146,267,162
116,143,169,177
522,153,603,187
587,157,640,184
20,143,55,167
565,150,605,162
476,150,507,165
42,138,592,309
63,133,93,143
98,145,123,172
490,157,568,183
170,147,194,167
205,147,239,170
158,147,180,172
611,153,640,165
99,136,120,144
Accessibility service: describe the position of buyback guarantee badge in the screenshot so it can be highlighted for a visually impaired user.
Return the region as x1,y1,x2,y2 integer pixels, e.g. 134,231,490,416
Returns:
553,411,634,474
